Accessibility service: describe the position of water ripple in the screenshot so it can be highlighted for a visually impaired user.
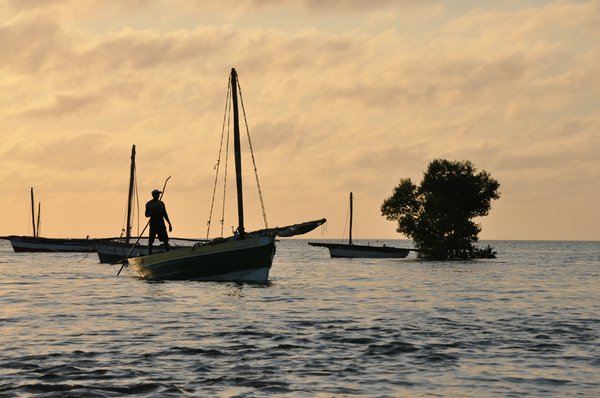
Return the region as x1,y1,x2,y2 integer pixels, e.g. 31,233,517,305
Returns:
0,239,599,397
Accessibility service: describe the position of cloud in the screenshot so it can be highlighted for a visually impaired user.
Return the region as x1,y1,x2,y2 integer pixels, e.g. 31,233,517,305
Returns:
175,0,418,15
0,13,72,74
2,131,110,171
1,1,599,239
17,93,102,117
82,26,233,70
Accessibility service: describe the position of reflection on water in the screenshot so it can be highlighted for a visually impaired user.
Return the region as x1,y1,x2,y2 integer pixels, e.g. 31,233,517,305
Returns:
0,239,599,397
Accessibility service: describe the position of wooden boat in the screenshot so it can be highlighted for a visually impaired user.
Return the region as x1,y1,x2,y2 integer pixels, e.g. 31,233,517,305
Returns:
308,192,411,258
97,145,205,263
129,235,276,281
8,188,97,253
96,145,173,263
96,145,139,262
125,68,325,282
8,235,97,253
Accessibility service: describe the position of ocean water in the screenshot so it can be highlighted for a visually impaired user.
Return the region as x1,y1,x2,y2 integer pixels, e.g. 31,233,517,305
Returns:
0,238,598,397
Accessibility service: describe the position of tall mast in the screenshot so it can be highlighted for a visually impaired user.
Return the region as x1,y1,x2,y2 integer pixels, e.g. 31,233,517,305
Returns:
349,192,353,245
125,145,136,243
30,187,37,238
231,68,245,238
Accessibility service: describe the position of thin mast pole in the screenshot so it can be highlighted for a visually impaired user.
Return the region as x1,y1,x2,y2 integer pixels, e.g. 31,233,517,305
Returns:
349,192,353,245
231,68,245,238
125,145,136,243
30,187,37,237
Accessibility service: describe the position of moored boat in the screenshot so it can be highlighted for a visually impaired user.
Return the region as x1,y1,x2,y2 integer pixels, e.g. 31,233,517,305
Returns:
122,68,325,282
97,145,187,263
9,187,97,253
128,235,275,281
8,235,98,253
308,192,412,259
308,241,410,258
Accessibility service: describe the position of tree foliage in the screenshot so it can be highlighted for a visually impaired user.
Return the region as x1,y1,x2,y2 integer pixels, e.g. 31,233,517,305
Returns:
381,159,500,260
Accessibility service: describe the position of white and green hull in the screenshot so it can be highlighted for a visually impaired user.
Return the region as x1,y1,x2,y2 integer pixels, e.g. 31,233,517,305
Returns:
308,242,410,258
127,235,276,282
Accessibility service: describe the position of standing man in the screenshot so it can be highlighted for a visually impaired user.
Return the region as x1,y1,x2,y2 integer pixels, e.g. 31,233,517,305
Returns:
145,189,173,254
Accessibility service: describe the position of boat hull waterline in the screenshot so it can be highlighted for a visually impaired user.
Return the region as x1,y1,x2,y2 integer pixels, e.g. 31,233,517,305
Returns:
127,235,276,282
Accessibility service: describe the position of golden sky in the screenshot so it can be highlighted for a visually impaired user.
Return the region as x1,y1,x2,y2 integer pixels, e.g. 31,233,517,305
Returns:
1,0,598,241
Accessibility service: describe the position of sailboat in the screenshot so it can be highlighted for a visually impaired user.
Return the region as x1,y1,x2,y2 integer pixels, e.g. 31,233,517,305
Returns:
8,188,97,253
124,68,325,282
96,145,200,263
308,192,411,258
96,145,150,263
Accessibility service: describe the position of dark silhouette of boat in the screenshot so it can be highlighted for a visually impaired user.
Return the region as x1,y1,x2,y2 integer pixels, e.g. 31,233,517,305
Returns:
308,192,412,258
8,235,97,253
96,145,202,263
124,68,325,281
96,145,141,262
8,188,97,253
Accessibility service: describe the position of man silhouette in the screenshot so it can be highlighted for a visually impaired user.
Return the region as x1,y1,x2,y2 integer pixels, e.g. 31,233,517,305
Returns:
145,189,173,254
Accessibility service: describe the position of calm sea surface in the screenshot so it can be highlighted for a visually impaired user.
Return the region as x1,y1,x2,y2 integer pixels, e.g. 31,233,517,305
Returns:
0,238,598,397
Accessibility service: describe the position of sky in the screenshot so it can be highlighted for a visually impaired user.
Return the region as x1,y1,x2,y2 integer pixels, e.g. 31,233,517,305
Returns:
1,0,598,241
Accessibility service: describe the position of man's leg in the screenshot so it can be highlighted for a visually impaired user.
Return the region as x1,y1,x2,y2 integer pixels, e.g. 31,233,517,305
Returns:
159,227,170,252
148,228,155,255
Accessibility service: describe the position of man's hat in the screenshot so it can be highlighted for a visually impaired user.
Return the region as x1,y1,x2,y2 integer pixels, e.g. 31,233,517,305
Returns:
151,189,162,195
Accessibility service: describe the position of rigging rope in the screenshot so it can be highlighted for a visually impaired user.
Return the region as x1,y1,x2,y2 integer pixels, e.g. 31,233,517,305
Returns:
76,250,91,263
237,79,269,229
321,221,327,235
206,77,232,239
118,161,139,240
134,165,140,237
220,100,231,237
341,200,349,244
205,72,270,238
352,197,357,242
120,200,127,238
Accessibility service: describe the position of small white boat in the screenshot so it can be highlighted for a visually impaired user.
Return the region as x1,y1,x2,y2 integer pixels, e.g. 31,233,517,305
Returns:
308,241,410,258
308,192,412,259
9,188,97,253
